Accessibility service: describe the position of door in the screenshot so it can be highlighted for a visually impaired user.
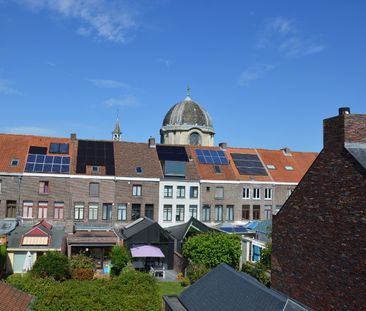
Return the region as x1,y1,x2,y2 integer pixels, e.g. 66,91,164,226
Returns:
13,252,27,273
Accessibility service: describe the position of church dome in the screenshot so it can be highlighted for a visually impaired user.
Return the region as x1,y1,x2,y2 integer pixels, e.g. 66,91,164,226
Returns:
162,95,213,129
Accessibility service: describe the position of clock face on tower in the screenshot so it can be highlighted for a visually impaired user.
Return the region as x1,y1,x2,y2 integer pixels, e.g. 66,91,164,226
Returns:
189,132,201,145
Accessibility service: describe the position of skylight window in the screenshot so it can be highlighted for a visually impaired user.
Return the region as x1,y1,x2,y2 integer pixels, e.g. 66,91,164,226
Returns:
50,143,69,154
284,165,295,171
266,164,276,170
135,167,143,174
10,159,19,167
213,165,222,174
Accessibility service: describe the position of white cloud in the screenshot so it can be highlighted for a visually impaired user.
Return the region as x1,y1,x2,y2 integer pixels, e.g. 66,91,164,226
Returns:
89,79,129,89
0,79,21,95
257,16,324,57
103,95,140,107
4,126,56,136
279,37,325,57
18,0,138,43
238,64,274,87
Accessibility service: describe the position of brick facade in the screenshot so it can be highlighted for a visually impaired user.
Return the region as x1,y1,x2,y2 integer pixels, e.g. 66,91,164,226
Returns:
272,111,366,310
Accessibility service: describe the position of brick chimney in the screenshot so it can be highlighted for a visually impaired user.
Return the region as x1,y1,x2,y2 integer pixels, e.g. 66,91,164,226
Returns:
323,107,366,152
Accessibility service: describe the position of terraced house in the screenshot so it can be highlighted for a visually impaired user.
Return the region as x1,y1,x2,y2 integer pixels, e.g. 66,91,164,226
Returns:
0,93,317,231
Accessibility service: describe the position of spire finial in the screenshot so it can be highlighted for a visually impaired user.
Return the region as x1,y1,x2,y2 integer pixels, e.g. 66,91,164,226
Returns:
185,85,191,100
112,111,122,141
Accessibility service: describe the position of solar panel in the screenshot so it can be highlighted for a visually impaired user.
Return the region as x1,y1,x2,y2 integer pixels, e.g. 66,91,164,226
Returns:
76,140,115,175
29,146,47,154
156,145,189,162
195,149,229,165
231,153,268,176
24,154,70,174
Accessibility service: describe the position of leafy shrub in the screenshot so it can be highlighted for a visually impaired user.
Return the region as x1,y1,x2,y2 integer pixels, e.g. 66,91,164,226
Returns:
186,263,210,284
7,270,161,311
176,272,184,281
110,245,130,276
6,273,57,297
70,255,94,280
241,262,270,287
259,242,272,270
183,232,241,268
31,252,71,280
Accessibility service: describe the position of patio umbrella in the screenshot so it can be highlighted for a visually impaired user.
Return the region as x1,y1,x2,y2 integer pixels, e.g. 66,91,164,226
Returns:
130,245,165,258
22,251,33,272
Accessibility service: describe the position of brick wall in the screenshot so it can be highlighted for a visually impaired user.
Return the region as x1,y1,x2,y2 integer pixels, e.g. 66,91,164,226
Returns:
272,112,366,310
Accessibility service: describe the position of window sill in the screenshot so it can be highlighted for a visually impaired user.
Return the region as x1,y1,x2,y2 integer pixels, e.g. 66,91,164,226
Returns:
264,198,272,201
242,198,250,200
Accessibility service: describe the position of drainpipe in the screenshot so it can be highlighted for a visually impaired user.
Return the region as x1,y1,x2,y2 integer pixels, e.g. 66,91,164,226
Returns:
17,176,22,219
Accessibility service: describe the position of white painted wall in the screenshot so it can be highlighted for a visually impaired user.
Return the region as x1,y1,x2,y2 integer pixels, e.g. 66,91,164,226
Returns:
158,180,200,227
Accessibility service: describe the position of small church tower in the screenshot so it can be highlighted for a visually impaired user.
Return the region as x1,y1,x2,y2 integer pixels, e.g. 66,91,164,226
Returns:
112,118,122,141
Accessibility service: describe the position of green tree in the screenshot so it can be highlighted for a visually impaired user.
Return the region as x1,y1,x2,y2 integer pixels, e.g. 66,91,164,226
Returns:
183,232,241,268
70,255,95,280
31,252,70,280
259,241,272,270
110,245,130,276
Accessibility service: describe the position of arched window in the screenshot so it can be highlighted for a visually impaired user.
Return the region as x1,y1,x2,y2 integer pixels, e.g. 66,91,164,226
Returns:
189,132,201,145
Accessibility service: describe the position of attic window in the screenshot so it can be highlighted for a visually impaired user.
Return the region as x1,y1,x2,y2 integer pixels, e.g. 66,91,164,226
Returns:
10,159,19,167
135,167,143,174
50,143,69,154
284,165,295,171
213,165,222,174
92,166,99,173
266,164,276,170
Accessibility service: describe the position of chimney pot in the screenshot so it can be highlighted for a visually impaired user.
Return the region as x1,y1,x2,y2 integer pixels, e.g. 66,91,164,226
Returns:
338,107,350,115
70,133,77,141
219,142,227,149
148,136,156,148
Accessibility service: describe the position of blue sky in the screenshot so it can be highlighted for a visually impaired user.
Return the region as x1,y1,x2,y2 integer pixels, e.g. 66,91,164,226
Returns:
0,0,365,152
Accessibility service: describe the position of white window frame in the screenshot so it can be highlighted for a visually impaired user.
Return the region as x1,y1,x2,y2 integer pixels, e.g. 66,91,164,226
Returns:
117,203,127,221
226,205,234,221
215,205,223,222
39,181,49,194
264,188,272,200
264,205,272,220
38,201,48,219
23,201,33,218
253,188,261,200
74,203,84,220
243,188,250,199
88,203,98,220
132,185,142,196
202,205,211,222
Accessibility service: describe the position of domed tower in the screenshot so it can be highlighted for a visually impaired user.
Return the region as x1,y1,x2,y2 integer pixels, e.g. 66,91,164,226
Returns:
160,88,215,146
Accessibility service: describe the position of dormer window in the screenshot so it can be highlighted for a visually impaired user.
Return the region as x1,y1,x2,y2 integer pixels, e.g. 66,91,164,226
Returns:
10,159,19,167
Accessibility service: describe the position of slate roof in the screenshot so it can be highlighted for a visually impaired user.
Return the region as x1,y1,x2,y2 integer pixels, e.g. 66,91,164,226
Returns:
168,264,309,311
0,282,33,311
7,221,65,250
121,217,156,239
345,142,366,170
163,97,214,130
166,217,217,241
0,220,18,235
114,141,163,178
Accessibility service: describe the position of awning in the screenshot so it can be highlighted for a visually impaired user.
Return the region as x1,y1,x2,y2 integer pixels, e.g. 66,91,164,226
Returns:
130,245,165,258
